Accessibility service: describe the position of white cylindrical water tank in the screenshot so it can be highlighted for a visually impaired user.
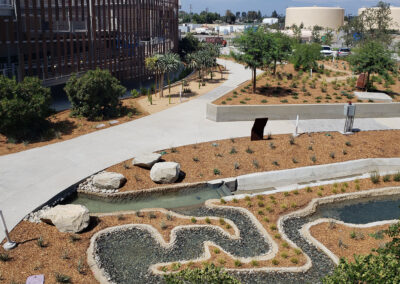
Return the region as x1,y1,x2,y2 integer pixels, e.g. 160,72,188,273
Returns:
285,7,345,30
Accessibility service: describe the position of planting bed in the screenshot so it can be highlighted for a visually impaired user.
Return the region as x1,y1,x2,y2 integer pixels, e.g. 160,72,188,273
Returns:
213,61,400,106
309,222,391,262
108,130,400,192
0,97,147,156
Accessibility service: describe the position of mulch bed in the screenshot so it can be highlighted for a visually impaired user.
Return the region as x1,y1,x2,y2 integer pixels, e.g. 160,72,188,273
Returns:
0,211,233,284
310,222,391,262
108,130,400,192
213,62,400,106
0,97,148,156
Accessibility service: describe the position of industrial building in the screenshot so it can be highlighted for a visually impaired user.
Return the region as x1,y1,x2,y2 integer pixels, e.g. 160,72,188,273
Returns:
0,0,179,86
358,6,400,30
285,7,344,30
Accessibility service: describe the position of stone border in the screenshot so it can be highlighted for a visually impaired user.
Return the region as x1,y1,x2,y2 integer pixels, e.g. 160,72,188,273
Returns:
301,218,398,265
206,102,400,122
87,186,400,283
87,208,239,284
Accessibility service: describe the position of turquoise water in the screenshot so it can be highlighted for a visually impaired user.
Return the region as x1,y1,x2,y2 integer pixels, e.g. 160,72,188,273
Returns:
69,186,223,213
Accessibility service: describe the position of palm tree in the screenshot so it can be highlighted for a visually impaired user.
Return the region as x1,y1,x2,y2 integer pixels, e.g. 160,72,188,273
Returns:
186,52,203,81
159,52,181,97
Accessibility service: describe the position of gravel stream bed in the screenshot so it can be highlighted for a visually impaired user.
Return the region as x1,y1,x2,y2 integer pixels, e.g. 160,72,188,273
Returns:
95,207,270,284
95,195,399,284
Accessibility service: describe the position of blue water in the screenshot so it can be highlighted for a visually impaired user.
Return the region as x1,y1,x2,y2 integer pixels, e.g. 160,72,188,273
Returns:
315,195,400,224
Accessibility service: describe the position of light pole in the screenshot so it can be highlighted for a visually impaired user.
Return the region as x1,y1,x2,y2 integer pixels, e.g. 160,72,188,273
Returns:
0,210,17,250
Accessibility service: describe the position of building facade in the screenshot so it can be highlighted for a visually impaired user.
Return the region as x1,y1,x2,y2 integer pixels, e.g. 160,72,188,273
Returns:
0,0,179,85
285,7,344,30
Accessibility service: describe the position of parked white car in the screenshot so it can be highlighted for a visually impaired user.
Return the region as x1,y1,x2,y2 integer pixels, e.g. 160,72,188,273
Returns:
338,47,351,57
320,45,333,56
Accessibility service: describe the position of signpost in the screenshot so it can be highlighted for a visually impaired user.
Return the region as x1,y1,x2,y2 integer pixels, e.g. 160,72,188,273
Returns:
0,210,16,250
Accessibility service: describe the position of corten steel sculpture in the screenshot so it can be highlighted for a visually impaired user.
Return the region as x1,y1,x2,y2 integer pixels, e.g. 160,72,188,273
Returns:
251,118,268,141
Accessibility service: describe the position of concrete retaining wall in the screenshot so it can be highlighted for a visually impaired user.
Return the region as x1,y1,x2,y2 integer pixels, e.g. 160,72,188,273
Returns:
237,158,400,191
206,102,400,122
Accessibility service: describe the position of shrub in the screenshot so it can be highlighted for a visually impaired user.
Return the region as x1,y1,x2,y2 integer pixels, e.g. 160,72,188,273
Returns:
383,174,391,182
0,253,10,262
214,168,221,175
130,89,139,98
290,257,299,264
394,172,400,182
252,159,259,169
37,236,47,248
251,260,259,266
0,76,51,140
281,252,288,259
246,146,254,154
55,273,71,283
234,259,242,267
282,242,289,248
272,259,279,265
65,68,126,120
370,172,380,184
205,217,211,224
294,248,302,255
230,147,237,154
270,224,277,230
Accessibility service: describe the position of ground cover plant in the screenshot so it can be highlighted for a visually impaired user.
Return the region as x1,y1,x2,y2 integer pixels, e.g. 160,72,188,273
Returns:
107,130,400,192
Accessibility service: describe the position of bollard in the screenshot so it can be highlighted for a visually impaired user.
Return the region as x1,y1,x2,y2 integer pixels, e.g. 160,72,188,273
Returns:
0,210,17,250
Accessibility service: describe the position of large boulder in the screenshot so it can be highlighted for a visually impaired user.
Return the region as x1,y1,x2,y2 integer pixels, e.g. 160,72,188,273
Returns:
41,204,90,233
150,162,181,184
132,153,162,169
93,172,126,189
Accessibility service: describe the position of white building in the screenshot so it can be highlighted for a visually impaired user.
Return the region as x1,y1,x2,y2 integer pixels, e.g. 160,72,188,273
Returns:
262,18,279,25
285,7,345,30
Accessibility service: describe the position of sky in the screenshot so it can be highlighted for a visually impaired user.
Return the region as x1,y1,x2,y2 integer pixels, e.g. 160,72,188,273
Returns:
180,0,400,16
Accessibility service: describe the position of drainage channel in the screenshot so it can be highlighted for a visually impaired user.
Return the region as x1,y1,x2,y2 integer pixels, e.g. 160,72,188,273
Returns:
66,185,232,213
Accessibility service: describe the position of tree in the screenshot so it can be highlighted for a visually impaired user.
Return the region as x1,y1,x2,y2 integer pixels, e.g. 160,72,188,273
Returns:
0,76,51,140
271,10,278,18
323,220,400,284
291,43,321,71
340,1,394,47
348,41,396,91
224,10,236,24
178,33,201,59
232,28,274,93
65,68,126,120
145,55,162,96
161,53,182,97
163,264,241,284
270,32,293,75
311,25,322,44
291,24,302,43
322,29,334,46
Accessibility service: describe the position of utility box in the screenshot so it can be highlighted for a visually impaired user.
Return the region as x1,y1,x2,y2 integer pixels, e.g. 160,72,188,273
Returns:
344,104,356,117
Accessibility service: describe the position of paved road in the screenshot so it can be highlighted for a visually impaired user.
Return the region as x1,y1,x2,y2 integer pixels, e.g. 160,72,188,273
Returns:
1,59,400,242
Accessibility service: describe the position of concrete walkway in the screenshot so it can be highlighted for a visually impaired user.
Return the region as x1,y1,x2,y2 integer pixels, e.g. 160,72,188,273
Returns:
1,59,400,242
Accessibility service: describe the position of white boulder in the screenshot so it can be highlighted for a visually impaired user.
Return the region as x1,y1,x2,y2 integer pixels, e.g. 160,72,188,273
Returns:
150,162,181,184
132,153,162,169
41,204,90,233
93,172,126,189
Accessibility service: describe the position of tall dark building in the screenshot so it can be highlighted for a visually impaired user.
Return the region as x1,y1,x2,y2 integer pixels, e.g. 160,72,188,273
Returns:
0,0,179,86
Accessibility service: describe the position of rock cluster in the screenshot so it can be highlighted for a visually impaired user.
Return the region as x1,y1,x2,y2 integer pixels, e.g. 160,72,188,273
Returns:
41,204,90,233
78,171,126,193
150,162,181,184
132,153,162,169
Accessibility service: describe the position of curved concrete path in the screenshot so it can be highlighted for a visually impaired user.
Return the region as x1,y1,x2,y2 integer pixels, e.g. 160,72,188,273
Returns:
1,59,400,242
